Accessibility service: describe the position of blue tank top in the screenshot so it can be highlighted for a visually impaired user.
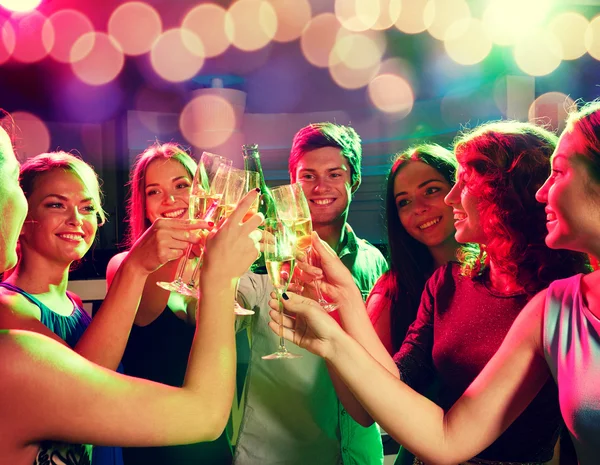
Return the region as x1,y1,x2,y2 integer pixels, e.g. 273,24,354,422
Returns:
0,282,91,347
544,274,600,465
0,281,123,465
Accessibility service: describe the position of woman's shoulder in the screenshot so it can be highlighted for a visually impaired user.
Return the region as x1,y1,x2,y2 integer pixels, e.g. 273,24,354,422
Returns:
107,251,129,269
0,283,39,319
106,251,129,285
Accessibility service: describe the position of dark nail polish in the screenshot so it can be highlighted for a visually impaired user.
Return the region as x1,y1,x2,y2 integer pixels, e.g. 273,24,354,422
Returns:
208,222,215,228
254,187,261,193
282,292,289,300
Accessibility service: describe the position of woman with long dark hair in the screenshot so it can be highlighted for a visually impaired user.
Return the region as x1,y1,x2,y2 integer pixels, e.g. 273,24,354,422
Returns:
271,120,590,465
367,144,460,355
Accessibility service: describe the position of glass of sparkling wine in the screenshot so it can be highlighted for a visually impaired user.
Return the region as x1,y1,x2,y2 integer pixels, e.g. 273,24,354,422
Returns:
262,218,302,360
271,184,337,311
184,169,262,314
232,170,261,316
156,152,232,296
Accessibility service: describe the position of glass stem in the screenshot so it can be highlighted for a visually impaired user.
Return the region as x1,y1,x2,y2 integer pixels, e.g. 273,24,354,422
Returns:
307,247,328,304
278,292,286,352
174,244,193,284
187,249,205,288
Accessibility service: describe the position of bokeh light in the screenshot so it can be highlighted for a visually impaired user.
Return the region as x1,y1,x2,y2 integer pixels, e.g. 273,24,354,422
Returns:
0,0,41,13
585,15,600,61
71,32,125,86
513,30,562,76
528,92,575,132
370,0,402,31
300,13,342,68
378,57,418,95
43,9,94,63
330,30,385,71
181,3,230,58
548,12,587,60
150,28,204,83
394,0,428,34
10,111,50,160
444,18,492,66
424,0,471,41
329,43,380,90
0,19,15,65
268,0,311,42
482,0,553,46
12,10,52,63
225,0,277,52
108,2,162,56
180,94,237,149
335,0,378,32
368,73,414,116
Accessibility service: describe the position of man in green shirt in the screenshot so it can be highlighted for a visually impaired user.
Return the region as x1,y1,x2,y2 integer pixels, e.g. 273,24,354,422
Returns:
234,122,387,464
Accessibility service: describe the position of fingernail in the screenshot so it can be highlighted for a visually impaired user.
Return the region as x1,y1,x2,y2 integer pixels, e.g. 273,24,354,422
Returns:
254,187,261,193
282,292,289,300
208,222,215,228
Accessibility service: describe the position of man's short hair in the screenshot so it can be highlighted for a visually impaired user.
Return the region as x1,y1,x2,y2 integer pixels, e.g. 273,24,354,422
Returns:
289,122,362,189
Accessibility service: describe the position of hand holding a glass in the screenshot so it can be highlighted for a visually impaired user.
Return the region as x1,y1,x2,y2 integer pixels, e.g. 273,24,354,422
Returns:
211,168,262,315
297,232,364,314
261,217,301,360
201,189,264,287
124,217,212,279
270,184,337,311
157,151,231,296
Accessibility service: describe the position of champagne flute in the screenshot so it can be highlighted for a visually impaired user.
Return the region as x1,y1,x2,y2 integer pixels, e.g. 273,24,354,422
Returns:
184,169,262,313
156,152,232,296
203,167,256,316
262,218,302,360
271,184,337,311
232,170,261,316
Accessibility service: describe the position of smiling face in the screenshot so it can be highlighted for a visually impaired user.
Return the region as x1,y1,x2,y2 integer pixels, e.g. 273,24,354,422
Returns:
0,132,28,272
294,146,356,227
144,158,193,223
536,131,600,254
21,169,98,265
444,164,487,245
394,161,455,250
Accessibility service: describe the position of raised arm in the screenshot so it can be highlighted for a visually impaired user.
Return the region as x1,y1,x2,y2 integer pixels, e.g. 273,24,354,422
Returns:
76,218,206,369
289,233,399,426
366,289,393,355
2,191,262,453
270,288,551,465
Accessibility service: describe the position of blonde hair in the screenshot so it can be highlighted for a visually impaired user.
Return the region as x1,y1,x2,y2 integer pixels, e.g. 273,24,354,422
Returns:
20,151,106,225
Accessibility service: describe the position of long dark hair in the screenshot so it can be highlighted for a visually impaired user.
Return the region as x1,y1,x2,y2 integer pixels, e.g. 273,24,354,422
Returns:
455,121,590,293
370,144,458,353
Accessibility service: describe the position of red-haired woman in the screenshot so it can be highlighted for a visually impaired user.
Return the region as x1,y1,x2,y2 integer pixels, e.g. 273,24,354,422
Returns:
273,121,590,465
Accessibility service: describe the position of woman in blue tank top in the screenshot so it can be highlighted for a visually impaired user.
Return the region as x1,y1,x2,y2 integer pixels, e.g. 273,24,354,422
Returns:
0,150,216,464
0,117,263,465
